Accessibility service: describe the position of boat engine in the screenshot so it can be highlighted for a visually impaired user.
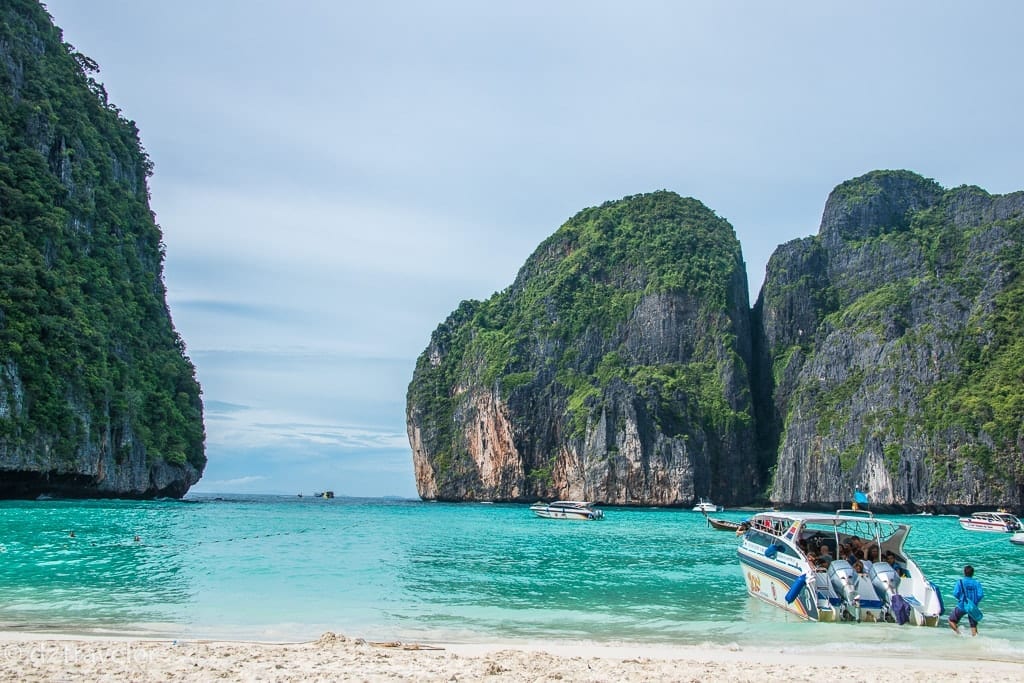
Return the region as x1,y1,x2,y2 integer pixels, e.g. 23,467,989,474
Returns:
869,560,900,606
827,560,860,619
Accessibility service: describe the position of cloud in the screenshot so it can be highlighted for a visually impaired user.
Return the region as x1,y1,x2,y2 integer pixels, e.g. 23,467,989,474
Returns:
43,0,1024,501
210,409,407,453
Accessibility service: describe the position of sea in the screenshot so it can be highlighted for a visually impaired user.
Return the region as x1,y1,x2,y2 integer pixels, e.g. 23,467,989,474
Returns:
1,495,1022,663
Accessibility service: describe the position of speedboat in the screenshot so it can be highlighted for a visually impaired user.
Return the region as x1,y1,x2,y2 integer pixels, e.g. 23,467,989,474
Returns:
1011,532,1024,546
958,511,1021,532
529,500,604,520
737,509,943,625
693,498,723,513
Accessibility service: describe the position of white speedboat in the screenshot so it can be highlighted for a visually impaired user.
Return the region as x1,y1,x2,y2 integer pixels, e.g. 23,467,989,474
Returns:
693,498,723,513
530,500,604,520
1011,532,1024,546
958,511,1021,532
737,509,943,625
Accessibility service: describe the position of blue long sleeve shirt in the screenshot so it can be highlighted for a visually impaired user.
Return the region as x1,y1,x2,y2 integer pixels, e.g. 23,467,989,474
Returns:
954,576,983,609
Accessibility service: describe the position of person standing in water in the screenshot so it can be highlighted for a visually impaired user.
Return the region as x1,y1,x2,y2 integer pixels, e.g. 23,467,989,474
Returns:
949,565,984,636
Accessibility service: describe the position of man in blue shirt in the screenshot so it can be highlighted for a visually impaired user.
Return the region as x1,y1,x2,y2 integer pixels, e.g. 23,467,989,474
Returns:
949,565,984,636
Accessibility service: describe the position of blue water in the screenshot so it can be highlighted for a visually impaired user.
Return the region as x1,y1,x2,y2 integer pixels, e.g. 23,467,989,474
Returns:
1,495,1021,661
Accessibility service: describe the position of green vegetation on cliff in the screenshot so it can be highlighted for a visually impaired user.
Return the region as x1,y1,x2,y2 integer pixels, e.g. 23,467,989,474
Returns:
767,170,1024,503
0,1,204,470
411,168,1024,506
408,191,753,492
922,220,1024,480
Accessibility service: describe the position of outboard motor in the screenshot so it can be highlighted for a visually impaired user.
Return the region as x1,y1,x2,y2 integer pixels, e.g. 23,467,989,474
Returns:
827,560,860,620
869,561,900,605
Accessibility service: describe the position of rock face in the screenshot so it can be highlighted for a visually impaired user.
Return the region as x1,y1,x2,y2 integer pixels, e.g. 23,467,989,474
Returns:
409,171,1024,511
0,1,204,498
758,171,1024,511
408,192,762,506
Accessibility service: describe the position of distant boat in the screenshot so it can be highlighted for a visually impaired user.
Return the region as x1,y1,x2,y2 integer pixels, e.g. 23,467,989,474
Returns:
958,511,1021,532
314,491,335,499
707,517,744,532
529,501,604,521
693,498,723,513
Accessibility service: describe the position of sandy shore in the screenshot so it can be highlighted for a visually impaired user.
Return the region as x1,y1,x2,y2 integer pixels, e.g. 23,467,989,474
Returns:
1,631,1021,682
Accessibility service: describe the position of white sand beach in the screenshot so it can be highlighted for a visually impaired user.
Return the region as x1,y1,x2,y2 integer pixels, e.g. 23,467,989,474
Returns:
1,631,1021,682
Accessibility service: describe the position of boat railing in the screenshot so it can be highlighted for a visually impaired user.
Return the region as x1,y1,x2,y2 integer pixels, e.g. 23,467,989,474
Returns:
836,508,874,518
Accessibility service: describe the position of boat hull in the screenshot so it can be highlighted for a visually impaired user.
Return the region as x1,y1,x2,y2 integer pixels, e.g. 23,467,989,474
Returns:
529,502,603,521
532,508,596,521
708,517,742,531
959,522,1011,532
738,547,818,621
958,518,1020,532
1011,532,1024,546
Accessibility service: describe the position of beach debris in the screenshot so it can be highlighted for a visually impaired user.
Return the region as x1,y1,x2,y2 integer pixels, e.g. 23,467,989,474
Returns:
484,661,508,675
370,641,445,651
315,631,348,647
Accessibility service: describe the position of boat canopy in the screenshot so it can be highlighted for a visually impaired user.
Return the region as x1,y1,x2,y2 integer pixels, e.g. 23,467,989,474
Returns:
748,510,909,552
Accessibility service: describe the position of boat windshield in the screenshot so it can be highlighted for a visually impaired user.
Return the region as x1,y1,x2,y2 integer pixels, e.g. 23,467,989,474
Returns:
801,518,900,544
750,512,908,557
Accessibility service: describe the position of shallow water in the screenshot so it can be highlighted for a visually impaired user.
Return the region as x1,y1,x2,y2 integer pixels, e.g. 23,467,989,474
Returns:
1,496,1021,661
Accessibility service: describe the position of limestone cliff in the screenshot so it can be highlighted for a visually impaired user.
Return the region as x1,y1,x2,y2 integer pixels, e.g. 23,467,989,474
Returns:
758,170,1024,511
407,192,760,505
410,171,1024,511
0,1,204,498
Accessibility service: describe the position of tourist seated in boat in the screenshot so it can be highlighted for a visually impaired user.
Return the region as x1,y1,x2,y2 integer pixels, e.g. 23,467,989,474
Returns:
864,545,881,563
883,550,908,577
853,559,867,575
843,539,867,563
816,543,833,563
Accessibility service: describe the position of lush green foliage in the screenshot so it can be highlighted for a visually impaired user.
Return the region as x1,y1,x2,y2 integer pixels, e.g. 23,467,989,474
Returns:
829,170,943,239
921,219,1024,480
408,192,750,485
783,172,1024,485
0,1,204,468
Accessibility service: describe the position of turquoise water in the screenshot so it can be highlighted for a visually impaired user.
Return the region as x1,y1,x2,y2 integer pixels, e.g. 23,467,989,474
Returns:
1,495,1022,661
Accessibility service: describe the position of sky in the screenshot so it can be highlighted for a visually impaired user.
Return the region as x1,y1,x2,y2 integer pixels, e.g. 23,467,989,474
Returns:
41,1,1024,498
